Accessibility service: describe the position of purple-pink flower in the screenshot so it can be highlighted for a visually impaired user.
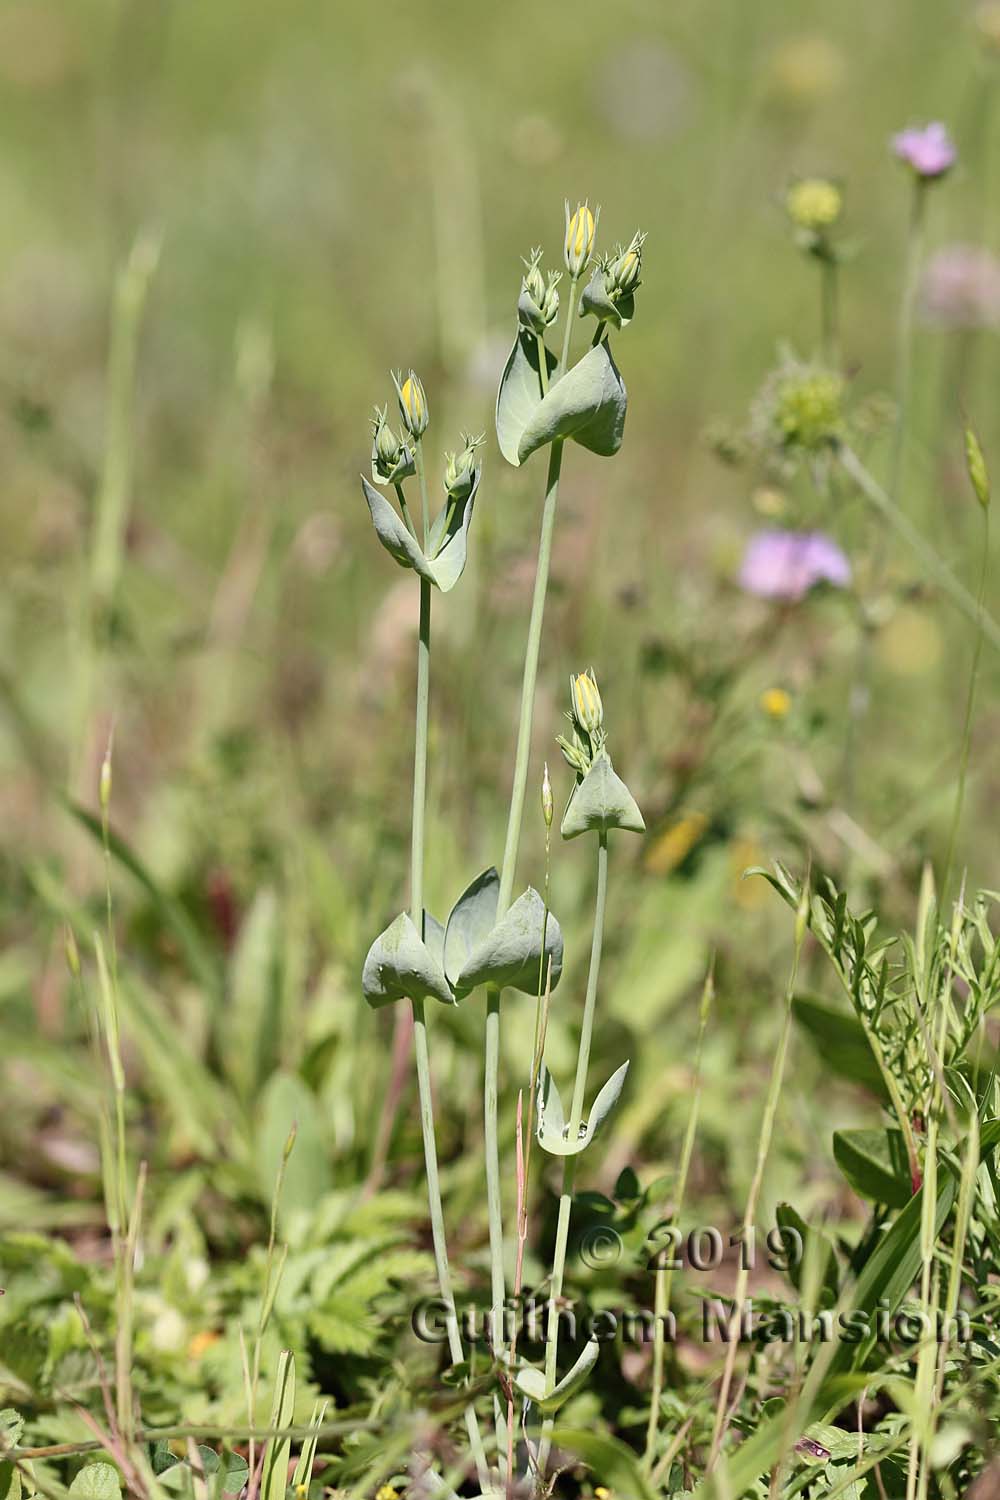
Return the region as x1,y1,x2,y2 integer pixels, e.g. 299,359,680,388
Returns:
739,529,851,602
891,122,957,180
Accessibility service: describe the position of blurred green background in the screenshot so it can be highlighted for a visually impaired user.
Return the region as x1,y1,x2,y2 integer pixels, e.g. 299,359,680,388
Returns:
3,0,1000,1413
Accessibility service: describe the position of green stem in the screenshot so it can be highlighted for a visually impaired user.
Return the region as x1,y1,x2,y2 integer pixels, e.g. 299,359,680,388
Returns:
484,437,566,1400
536,833,609,1482
558,279,578,377
410,576,489,1487
394,482,418,541
941,507,990,907
414,436,431,551
644,971,712,1470
838,446,1000,654
707,910,806,1470
820,257,839,369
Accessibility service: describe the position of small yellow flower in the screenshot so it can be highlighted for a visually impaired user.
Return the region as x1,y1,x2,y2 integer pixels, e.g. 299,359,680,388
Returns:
786,178,842,232
187,1329,221,1360
565,201,597,278
752,485,787,519
759,687,792,720
595,1488,612,1498
375,1487,398,1500
644,812,708,875
571,670,603,736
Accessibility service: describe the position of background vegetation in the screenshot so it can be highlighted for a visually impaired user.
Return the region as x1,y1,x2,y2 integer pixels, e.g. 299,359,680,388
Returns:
2,0,1000,1494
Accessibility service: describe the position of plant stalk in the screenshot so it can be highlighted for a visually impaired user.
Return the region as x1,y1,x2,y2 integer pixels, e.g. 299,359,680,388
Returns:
536,832,609,1481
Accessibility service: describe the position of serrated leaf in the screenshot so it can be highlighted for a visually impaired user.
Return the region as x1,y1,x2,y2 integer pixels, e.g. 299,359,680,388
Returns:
833,1128,912,1208
452,887,563,999
69,1465,122,1500
536,1060,629,1156
561,753,644,840
495,330,557,466
362,912,455,1009
443,868,500,986
515,340,627,465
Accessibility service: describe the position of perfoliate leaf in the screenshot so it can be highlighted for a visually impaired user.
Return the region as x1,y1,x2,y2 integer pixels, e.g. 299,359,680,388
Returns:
579,270,634,329
515,1335,600,1410
452,887,563,999
561,753,645,840
515,340,627,466
362,912,456,1009
833,1128,912,1208
361,472,481,593
495,330,558,466
536,1060,629,1156
443,868,500,986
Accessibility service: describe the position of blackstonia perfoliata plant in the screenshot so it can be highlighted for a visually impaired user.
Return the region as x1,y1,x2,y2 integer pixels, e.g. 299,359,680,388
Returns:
360,202,647,1492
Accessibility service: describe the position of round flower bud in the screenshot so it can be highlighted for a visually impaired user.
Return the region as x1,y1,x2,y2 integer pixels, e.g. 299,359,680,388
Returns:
609,232,644,297
564,201,597,279
394,369,429,438
785,177,842,232
443,432,484,502
518,251,561,334
370,405,414,486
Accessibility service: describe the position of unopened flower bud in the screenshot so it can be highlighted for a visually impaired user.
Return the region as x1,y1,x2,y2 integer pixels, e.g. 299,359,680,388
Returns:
556,734,589,777
965,424,991,510
372,406,402,473
571,670,603,737
608,232,645,298
99,745,113,815
394,369,429,438
444,432,484,502
541,762,554,829
564,201,597,279
518,250,561,334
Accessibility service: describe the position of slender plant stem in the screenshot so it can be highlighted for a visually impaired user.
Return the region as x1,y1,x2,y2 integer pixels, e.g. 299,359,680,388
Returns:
409,567,489,1486
707,899,808,1469
820,257,839,369
414,440,431,550
558,280,578,376
394,481,418,541
838,445,1000,653
536,832,609,1481
644,967,713,1470
941,507,990,906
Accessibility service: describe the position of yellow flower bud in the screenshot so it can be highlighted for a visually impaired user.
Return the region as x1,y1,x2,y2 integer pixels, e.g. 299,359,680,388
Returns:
785,178,842,232
571,670,603,736
394,369,429,438
541,761,554,829
759,686,792,720
564,200,597,279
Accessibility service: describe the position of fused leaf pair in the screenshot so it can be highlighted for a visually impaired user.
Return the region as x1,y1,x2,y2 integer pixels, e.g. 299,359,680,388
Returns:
515,1334,600,1411
362,867,563,1010
561,751,644,840
495,332,627,468
535,1059,629,1157
361,465,481,593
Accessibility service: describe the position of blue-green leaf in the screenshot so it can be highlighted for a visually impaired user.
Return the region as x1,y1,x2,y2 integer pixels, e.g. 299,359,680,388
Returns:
362,913,455,1009
495,330,557,466
561,753,644,840
452,887,563,1000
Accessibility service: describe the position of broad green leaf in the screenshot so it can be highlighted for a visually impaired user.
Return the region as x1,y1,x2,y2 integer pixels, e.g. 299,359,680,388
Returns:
515,339,627,465
516,1335,600,1411
561,753,644,840
495,329,557,466
548,1428,657,1500
362,912,455,1008
361,476,429,577
536,1061,629,1156
256,1069,332,1225
452,888,563,999
442,868,500,986
0,1466,20,1500
833,1128,912,1208
261,1351,295,1500
222,888,282,1099
775,1201,839,1300
792,996,889,1100
69,1465,122,1500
